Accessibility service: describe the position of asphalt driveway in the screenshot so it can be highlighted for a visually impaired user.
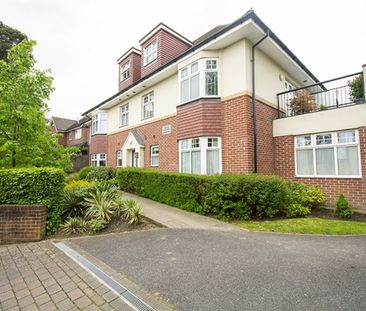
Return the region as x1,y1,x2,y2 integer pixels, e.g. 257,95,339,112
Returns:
73,228,366,311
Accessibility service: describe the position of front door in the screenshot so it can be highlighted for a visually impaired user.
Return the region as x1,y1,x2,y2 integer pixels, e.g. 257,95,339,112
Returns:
131,150,135,167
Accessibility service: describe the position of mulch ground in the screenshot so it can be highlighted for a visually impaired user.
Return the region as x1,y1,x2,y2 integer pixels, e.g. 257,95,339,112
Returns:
312,207,366,222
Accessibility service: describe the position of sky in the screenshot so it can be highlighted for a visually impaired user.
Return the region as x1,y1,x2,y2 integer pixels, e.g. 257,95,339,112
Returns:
1,0,365,120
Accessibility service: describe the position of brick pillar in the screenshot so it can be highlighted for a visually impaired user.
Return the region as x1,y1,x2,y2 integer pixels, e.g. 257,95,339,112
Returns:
363,64,366,100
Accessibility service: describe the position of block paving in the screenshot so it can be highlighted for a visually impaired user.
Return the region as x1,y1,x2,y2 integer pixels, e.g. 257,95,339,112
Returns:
0,241,133,310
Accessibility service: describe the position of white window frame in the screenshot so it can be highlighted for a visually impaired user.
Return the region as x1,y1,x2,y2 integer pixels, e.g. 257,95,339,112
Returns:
120,62,131,82
295,130,362,178
120,104,129,127
91,113,107,135
142,92,154,120
75,128,82,140
150,145,159,167
143,41,157,66
116,150,123,167
179,137,222,175
179,58,219,104
91,153,107,167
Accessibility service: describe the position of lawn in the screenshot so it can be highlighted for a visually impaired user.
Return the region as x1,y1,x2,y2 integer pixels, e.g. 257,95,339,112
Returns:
235,217,366,235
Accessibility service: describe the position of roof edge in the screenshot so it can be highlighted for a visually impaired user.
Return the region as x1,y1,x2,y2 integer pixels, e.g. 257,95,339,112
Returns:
117,47,142,64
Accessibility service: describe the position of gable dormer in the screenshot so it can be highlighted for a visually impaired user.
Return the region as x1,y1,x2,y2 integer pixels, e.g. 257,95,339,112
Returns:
117,47,142,92
139,23,192,78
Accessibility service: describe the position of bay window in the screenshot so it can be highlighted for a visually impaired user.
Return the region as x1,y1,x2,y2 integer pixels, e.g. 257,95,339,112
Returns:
179,58,219,104
91,153,107,167
179,137,221,175
91,113,107,135
295,130,361,177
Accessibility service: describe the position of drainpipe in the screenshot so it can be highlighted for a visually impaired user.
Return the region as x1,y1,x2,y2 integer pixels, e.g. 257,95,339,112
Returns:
251,31,269,173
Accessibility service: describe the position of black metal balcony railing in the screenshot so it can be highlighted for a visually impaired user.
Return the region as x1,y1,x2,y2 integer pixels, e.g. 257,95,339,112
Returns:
276,72,365,118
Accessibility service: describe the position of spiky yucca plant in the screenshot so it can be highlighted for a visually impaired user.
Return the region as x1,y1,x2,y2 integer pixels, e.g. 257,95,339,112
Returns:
84,189,115,222
123,199,143,225
61,217,88,234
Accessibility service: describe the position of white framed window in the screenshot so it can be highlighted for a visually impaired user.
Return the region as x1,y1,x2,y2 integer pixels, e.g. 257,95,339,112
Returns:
116,150,122,167
91,153,107,167
120,62,130,82
120,104,129,127
144,41,157,66
295,130,361,178
68,132,73,140
75,128,82,140
150,145,159,167
91,113,107,135
142,92,154,119
179,137,221,175
179,58,219,104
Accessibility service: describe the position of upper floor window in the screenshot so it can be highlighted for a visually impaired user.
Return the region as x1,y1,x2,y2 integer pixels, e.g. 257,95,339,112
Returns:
295,130,361,177
120,62,130,82
151,145,159,166
142,92,154,119
179,59,219,104
144,41,157,66
75,128,82,140
116,150,123,167
91,153,107,167
91,113,107,135
120,104,129,127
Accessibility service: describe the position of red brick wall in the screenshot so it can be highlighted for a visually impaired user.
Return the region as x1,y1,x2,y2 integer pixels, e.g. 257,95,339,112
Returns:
0,205,46,244
274,127,366,211
141,29,190,78
90,134,108,161
107,116,178,171
66,127,89,147
221,94,277,174
176,99,222,140
118,52,141,92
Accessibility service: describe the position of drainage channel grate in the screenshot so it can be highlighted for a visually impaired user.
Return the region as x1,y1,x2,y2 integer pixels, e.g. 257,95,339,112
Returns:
53,242,155,311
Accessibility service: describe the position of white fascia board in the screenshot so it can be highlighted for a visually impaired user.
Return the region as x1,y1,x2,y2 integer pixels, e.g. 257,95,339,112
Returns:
117,47,142,64
139,23,192,46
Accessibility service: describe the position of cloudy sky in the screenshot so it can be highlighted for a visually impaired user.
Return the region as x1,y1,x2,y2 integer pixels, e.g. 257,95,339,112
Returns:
1,0,365,120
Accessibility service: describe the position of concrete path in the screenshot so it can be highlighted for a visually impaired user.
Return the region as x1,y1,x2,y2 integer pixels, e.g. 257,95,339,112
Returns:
123,192,243,232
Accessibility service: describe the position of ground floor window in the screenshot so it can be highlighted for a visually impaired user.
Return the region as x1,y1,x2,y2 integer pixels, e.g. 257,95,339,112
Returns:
179,137,221,175
91,153,107,167
295,130,361,177
116,150,122,167
151,145,159,166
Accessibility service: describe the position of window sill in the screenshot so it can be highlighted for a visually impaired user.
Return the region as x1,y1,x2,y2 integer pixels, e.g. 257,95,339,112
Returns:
177,96,220,107
119,124,128,128
143,58,157,68
91,133,107,136
141,116,154,121
295,175,362,179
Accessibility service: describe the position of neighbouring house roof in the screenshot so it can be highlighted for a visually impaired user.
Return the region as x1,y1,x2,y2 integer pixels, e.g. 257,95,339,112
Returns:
83,9,319,116
52,116,90,132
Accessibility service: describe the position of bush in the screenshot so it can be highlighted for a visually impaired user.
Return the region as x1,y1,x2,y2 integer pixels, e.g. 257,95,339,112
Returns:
85,167,116,182
84,189,115,221
0,167,64,235
285,203,311,218
335,194,353,218
61,217,88,234
64,179,91,189
88,219,108,233
117,168,322,220
123,199,143,225
78,166,95,180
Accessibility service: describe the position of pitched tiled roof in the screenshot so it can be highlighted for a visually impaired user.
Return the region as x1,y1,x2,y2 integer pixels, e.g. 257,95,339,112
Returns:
52,116,90,132
193,25,227,46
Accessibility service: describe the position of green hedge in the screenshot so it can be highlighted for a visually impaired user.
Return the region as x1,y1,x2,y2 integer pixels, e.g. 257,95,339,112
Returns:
0,167,65,234
78,166,116,182
117,168,324,220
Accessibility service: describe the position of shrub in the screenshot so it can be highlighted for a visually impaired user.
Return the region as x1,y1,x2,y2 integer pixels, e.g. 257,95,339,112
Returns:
85,167,116,182
335,194,353,218
88,219,108,233
65,179,91,189
289,183,324,209
285,203,311,218
65,172,79,183
78,166,95,180
348,75,364,102
289,89,316,115
123,199,143,225
63,188,87,218
113,194,126,217
84,189,115,221
0,167,64,235
61,217,88,234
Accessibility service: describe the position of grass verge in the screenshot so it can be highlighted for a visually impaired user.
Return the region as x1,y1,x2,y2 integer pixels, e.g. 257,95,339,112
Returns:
235,217,366,235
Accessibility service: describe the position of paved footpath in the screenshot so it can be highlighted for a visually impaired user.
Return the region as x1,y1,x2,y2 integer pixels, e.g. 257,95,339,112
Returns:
0,241,133,311
123,192,244,231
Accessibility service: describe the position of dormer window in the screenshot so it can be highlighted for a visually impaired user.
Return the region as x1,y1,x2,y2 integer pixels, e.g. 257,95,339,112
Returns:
144,41,157,66
179,58,219,104
120,62,131,82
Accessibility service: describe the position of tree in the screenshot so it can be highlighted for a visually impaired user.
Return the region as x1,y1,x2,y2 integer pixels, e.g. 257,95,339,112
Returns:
0,21,27,61
348,75,364,102
0,39,77,170
289,89,316,115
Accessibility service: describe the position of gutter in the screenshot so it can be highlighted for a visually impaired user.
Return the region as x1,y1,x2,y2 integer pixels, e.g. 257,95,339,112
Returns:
251,31,269,174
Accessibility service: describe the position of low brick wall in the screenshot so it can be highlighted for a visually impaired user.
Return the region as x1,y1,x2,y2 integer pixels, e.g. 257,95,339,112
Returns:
0,205,47,244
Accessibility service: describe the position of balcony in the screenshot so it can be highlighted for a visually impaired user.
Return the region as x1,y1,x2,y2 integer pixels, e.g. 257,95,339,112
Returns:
276,72,365,118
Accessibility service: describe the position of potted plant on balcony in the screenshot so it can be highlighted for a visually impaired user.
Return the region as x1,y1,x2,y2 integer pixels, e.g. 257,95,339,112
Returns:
289,89,316,115
348,75,365,104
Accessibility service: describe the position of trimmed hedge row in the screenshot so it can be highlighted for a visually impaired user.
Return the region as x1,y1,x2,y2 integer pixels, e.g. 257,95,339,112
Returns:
117,168,324,220
0,167,65,234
